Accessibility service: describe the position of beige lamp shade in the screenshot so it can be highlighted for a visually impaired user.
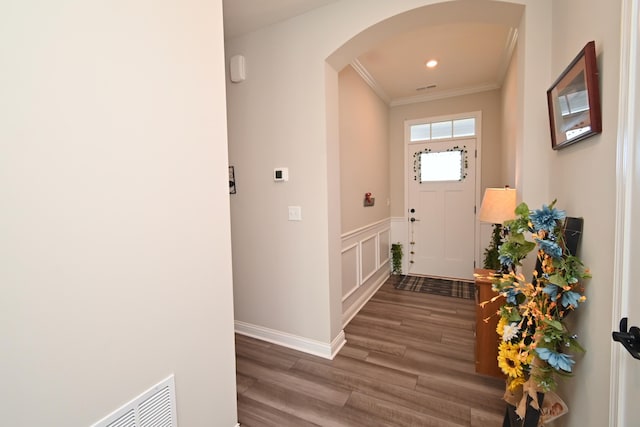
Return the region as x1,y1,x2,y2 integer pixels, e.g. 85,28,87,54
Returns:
478,187,517,224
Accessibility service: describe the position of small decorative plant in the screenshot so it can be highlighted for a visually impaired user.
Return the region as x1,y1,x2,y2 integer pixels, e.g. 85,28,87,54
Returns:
483,200,591,422
482,223,503,270
391,243,403,275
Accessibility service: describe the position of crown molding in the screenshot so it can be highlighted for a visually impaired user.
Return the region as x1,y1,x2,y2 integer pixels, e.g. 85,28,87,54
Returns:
350,59,391,104
351,60,502,107
496,27,519,85
390,82,501,107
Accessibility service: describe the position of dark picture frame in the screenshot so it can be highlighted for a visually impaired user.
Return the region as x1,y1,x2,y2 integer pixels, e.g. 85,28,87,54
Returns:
547,41,602,150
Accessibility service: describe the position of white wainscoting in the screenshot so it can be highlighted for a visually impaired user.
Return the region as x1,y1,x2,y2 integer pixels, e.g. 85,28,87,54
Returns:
341,218,391,327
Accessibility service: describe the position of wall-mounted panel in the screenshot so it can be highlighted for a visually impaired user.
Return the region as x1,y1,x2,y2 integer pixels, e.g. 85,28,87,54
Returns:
341,244,359,299
378,228,390,267
360,235,378,284
341,219,391,326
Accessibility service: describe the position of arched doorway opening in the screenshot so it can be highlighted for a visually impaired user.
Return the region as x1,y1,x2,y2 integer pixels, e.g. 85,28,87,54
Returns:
327,1,525,327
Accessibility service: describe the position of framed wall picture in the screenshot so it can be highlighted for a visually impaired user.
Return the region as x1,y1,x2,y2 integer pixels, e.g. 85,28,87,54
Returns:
547,41,602,150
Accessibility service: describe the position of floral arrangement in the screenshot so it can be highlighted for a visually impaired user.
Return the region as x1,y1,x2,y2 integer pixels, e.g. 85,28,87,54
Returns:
484,201,591,418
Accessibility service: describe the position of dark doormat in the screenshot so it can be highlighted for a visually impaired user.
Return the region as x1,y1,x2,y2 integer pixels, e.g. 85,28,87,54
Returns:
391,274,475,300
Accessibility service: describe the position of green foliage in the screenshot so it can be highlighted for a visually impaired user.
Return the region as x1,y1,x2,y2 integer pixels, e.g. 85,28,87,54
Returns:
498,202,536,270
482,223,502,270
391,243,403,275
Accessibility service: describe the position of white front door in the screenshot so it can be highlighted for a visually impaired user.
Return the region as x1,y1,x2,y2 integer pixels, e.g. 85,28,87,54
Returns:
407,139,476,280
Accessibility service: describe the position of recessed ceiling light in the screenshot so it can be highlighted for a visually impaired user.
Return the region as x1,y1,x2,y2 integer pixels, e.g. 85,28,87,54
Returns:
425,59,438,68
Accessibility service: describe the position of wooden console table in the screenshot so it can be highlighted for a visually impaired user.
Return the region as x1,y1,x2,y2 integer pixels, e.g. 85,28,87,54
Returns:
474,268,505,378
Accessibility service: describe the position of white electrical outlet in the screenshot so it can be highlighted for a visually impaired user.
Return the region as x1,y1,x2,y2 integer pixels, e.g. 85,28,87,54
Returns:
288,206,302,221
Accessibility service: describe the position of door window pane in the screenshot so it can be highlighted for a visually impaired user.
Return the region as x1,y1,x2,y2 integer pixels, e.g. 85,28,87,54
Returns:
431,121,453,139
410,123,431,141
419,150,464,182
453,118,476,137
408,116,477,143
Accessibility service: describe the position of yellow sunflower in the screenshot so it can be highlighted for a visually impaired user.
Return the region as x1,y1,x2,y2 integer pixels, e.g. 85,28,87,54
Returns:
496,316,508,337
507,375,526,392
522,350,534,366
498,341,524,378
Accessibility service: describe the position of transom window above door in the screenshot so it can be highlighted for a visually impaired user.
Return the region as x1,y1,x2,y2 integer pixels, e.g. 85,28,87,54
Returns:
409,117,476,142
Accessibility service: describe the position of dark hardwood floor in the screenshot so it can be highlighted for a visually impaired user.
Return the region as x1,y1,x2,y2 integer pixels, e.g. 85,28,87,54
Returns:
235,277,506,426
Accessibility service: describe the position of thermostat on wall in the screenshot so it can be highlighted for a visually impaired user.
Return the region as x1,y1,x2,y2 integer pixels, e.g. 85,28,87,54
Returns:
274,167,289,182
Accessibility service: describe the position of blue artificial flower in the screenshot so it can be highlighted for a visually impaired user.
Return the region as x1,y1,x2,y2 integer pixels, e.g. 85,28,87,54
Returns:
543,283,560,300
561,290,582,308
530,205,566,232
535,347,575,372
504,288,520,305
499,254,513,266
537,239,563,259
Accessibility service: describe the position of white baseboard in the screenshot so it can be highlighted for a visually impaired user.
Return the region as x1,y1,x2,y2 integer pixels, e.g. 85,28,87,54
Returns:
342,272,389,327
235,321,346,360
330,330,347,359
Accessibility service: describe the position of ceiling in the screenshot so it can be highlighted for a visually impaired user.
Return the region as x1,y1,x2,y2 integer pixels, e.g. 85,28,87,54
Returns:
222,0,340,40
222,1,519,105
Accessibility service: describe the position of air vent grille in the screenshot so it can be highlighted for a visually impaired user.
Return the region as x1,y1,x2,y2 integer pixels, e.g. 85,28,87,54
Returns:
91,375,177,427
138,385,172,427
108,410,136,427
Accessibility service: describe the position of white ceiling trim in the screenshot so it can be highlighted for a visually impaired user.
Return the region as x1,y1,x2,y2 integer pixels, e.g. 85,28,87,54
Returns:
389,82,502,107
351,55,509,107
350,59,391,105
348,26,518,108
495,27,519,88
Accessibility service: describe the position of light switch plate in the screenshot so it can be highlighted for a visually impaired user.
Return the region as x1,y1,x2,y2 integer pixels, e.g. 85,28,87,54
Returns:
288,206,302,221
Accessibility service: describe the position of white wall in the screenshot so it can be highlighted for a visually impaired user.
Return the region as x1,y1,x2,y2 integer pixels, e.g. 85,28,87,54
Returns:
514,2,553,207
501,47,518,188
339,66,391,326
226,0,551,351
339,66,390,232
548,1,622,426
0,2,238,426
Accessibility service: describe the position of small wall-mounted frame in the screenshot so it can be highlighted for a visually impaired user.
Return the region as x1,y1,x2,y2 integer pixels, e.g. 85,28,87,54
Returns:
364,192,375,207
547,41,602,150
229,166,236,194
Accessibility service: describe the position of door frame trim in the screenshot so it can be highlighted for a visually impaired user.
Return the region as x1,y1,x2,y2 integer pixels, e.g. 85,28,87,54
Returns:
403,111,483,275
610,0,637,425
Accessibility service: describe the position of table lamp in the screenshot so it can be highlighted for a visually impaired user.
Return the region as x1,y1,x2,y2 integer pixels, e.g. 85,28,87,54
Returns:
478,187,517,272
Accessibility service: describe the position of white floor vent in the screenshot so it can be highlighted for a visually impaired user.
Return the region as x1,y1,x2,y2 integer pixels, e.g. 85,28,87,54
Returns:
91,375,177,427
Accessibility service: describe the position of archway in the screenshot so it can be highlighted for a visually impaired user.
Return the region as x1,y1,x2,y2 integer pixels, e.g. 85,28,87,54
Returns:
327,0,525,328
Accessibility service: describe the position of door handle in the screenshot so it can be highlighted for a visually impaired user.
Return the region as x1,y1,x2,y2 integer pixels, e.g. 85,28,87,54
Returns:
410,217,420,222
612,317,640,360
